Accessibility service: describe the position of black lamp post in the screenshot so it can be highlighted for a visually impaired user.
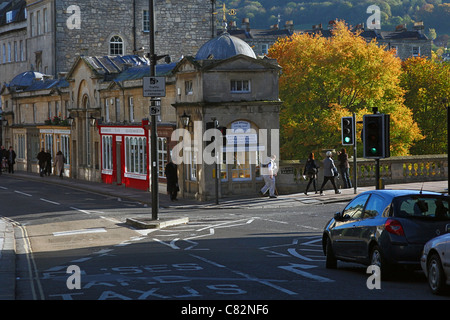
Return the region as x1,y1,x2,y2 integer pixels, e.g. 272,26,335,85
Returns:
444,98,449,194
149,0,159,220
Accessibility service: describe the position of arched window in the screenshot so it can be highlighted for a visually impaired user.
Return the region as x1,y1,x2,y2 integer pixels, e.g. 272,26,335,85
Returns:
109,36,123,55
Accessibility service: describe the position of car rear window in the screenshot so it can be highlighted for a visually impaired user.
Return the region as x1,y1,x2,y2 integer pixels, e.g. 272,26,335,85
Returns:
393,195,450,220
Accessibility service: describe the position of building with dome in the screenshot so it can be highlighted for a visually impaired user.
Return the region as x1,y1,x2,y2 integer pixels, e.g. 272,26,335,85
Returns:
171,32,281,200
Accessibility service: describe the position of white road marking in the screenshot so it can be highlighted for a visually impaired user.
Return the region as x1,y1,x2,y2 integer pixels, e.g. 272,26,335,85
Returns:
53,228,107,237
40,198,60,205
15,190,32,197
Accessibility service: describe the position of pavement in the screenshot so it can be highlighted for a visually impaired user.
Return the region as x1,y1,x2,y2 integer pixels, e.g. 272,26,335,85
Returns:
0,170,448,299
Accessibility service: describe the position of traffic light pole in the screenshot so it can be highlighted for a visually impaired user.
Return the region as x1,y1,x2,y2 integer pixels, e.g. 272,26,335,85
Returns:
373,108,381,190
352,113,357,194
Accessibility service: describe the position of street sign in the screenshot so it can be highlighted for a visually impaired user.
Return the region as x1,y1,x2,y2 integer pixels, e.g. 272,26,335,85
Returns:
143,76,166,97
150,106,160,115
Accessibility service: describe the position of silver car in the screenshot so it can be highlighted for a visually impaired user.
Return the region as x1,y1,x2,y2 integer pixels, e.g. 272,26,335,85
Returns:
421,232,450,295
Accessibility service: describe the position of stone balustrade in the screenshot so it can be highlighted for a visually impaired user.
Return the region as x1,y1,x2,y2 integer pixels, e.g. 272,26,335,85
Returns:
276,154,448,194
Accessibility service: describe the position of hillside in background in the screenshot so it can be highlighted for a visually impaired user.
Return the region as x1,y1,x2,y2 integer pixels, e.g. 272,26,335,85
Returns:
219,0,450,41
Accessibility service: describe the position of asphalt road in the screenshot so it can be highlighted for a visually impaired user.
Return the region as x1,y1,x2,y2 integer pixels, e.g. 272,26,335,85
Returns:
1,175,448,310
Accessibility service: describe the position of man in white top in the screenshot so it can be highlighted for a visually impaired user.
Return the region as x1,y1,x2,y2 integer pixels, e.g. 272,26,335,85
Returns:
260,155,278,198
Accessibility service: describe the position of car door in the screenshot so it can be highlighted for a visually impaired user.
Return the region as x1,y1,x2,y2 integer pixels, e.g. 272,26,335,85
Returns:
331,193,370,259
351,194,387,260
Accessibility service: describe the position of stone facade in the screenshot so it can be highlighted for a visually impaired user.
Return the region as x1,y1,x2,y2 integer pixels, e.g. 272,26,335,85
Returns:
49,0,215,76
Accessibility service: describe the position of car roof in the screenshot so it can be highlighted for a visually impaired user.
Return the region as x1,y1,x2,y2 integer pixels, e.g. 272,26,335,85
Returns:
360,189,445,200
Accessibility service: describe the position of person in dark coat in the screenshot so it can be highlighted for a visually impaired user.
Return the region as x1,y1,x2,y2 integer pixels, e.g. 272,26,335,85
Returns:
303,152,319,195
45,150,52,176
7,146,16,174
37,149,47,177
165,159,179,201
337,148,352,189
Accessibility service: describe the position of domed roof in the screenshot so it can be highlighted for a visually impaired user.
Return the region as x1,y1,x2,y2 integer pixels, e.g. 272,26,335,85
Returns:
9,71,45,88
195,32,256,60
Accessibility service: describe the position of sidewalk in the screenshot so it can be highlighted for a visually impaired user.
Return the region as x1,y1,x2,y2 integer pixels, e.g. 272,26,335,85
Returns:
5,171,450,210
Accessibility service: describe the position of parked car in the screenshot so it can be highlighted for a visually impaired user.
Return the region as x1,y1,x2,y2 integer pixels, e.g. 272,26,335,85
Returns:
322,190,450,277
421,232,450,294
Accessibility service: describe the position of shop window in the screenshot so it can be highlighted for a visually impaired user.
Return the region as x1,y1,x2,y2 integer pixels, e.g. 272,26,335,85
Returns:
102,135,112,172
125,136,147,175
158,137,167,178
61,135,70,165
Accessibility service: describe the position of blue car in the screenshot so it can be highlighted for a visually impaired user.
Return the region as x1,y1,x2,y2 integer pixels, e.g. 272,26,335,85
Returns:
322,190,450,276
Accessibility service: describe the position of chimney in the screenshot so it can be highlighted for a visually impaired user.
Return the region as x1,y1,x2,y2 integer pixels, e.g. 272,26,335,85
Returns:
413,21,424,34
285,20,294,32
241,18,250,32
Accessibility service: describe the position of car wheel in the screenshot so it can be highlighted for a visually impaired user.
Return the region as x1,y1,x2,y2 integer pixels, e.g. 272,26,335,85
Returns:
370,245,393,280
325,237,337,269
427,253,447,295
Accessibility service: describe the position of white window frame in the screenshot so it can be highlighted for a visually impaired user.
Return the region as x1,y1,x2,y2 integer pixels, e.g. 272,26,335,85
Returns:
102,135,113,174
142,10,150,32
61,135,70,165
230,80,251,93
158,137,167,178
109,36,124,56
125,136,147,176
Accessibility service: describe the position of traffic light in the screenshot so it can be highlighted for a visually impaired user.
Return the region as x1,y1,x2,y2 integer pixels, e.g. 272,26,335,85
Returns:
363,114,390,159
341,116,355,146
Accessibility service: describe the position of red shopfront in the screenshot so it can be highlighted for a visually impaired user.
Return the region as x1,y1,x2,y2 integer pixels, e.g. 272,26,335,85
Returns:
98,121,176,191
98,122,150,191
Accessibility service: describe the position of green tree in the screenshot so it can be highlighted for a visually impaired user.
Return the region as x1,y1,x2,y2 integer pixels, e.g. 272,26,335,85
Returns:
401,57,450,154
269,20,423,160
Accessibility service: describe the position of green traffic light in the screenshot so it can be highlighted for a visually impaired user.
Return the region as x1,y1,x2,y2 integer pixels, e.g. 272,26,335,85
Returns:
344,137,351,143
371,147,377,154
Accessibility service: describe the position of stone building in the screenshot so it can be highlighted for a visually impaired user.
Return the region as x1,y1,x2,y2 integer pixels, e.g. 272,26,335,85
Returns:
172,32,281,200
1,0,215,84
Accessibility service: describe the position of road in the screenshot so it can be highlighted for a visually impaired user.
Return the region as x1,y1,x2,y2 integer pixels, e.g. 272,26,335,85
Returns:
1,175,448,307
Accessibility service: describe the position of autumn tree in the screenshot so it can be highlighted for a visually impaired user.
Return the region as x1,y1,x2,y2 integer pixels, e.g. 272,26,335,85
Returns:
268,20,423,160
401,57,450,155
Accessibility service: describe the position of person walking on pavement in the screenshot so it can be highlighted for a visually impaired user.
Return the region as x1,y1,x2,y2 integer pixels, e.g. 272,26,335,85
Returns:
303,152,319,195
54,151,65,178
45,150,52,176
260,155,278,198
165,158,179,201
337,148,352,189
37,149,47,177
0,145,7,175
319,151,341,195
7,146,16,174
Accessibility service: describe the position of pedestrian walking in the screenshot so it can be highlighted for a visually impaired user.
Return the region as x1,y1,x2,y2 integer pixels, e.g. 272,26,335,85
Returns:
45,150,52,176
37,149,47,177
7,146,16,174
165,158,179,201
54,151,65,178
337,148,352,189
260,155,278,198
0,145,7,175
319,151,341,195
303,152,319,195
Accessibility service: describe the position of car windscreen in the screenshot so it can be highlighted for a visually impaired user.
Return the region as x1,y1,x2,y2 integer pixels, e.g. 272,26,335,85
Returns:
392,195,450,220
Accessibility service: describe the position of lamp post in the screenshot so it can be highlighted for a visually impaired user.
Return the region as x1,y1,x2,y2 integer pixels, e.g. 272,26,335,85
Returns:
444,98,450,194
149,0,159,220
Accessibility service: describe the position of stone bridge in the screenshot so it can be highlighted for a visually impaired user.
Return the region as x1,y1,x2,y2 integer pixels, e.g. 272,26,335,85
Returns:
277,155,448,194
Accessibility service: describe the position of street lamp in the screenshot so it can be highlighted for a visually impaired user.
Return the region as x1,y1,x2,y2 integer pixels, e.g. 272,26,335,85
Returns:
180,111,191,128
